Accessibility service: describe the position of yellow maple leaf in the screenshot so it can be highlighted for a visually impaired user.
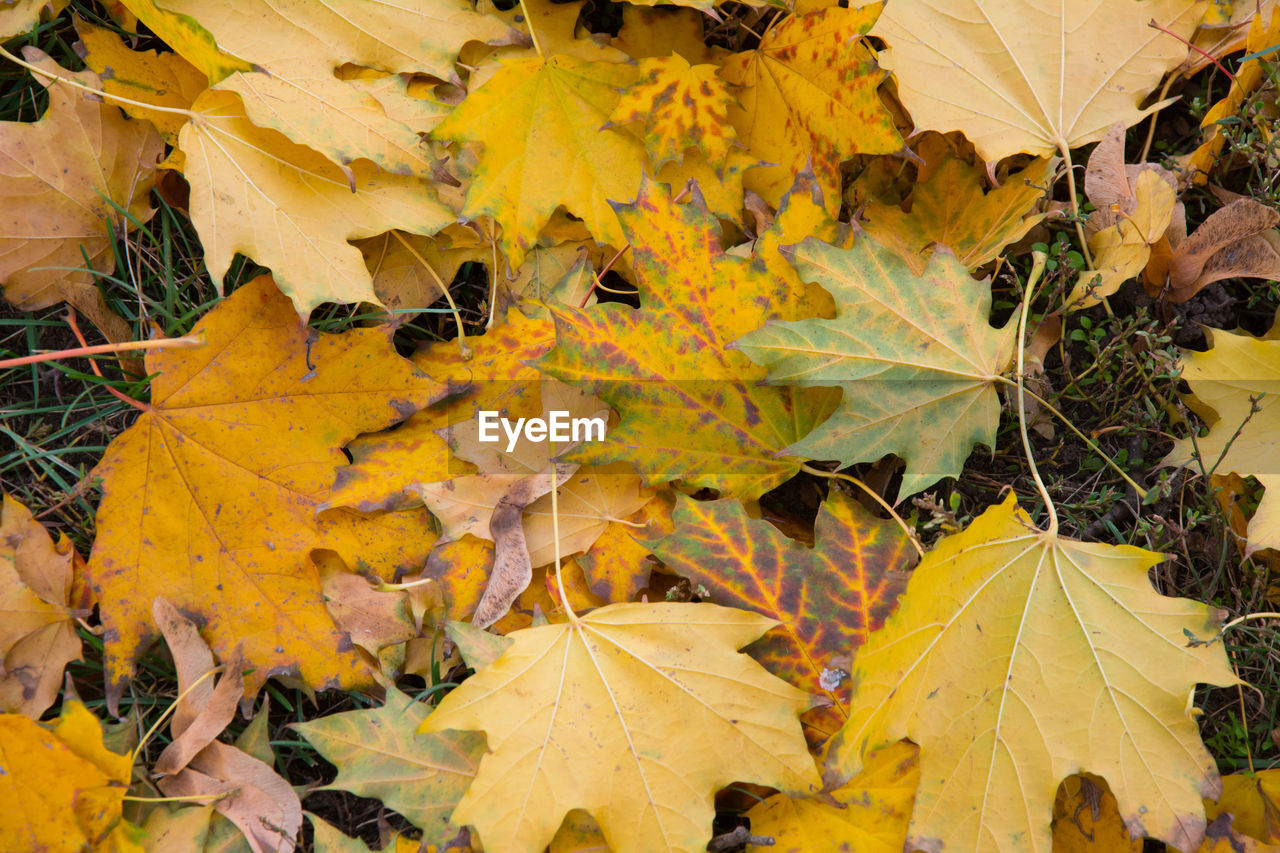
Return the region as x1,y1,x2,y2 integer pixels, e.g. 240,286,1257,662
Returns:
177,89,454,316
76,18,208,143
84,275,444,708
827,494,1238,853
1165,327,1280,556
746,740,919,853
419,602,820,853
115,0,251,82
859,155,1055,274
0,0,66,39
0,494,83,718
431,54,644,270
610,54,737,173
1205,769,1280,843
719,5,902,210
870,0,1203,162
0,50,163,345
0,701,137,852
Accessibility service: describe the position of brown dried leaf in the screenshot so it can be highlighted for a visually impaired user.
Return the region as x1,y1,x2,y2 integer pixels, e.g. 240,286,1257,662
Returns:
1166,200,1280,302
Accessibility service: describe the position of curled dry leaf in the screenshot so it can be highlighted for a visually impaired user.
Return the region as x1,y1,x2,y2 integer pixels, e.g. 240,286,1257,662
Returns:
0,494,84,718
474,461,580,629
153,598,302,853
1154,199,1280,303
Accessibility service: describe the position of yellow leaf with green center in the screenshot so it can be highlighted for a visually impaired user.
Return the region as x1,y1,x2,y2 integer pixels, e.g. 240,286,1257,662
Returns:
736,233,1017,497
419,602,820,853
869,0,1203,162
719,5,902,210
826,495,1238,853
609,54,737,172
859,156,1055,274
431,55,644,270
537,177,839,498
1165,327,1280,556
177,89,454,316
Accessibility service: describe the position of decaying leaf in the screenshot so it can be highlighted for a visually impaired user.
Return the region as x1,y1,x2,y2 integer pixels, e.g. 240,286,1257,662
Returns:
826,494,1238,853
736,233,1018,497
1166,327,1280,556
1051,775,1144,852
871,0,1203,162
1206,769,1280,843
152,598,303,853
651,492,913,739
473,461,580,629
745,740,919,853
1157,199,1280,303
0,494,83,718
719,5,901,209
610,54,737,173
419,602,820,853
0,49,163,344
294,685,483,844
538,177,840,498
84,275,444,707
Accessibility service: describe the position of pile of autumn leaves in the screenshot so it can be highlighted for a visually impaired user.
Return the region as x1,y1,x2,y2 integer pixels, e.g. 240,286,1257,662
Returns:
4,0,1280,850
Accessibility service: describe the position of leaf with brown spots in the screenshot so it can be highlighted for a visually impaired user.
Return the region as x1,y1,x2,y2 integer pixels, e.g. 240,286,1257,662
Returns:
83,275,446,709
719,5,902,210
650,492,913,741
0,494,84,718
537,176,839,498
609,54,738,173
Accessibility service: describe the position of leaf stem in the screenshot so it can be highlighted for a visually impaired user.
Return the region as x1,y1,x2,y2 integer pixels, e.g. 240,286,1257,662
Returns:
799,463,925,558
518,0,544,58
549,457,579,625
391,230,470,359
0,334,204,369
994,376,1148,501
0,45,198,120
1015,251,1059,535
1056,138,1095,272
131,665,223,767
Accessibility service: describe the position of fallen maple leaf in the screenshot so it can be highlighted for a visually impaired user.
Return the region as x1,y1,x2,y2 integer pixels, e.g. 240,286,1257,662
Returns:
859,155,1055,274
84,275,445,707
870,0,1203,162
719,5,902,210
76,18,208,143
1206,769,1280,843
0,494,84,718
0,49,163,345
1052,775,1144,852
745,739,919,853
431,54,643,270
826,494,1238,853
419,602,820,853
1,0,64,39
176,89,455,316
158,0,521,178
0,701,137,852
294,685,483,845
651,492,913,739
538,177,840,498
736,233,1018,497
1165,327,1280,556
609,54,737,173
